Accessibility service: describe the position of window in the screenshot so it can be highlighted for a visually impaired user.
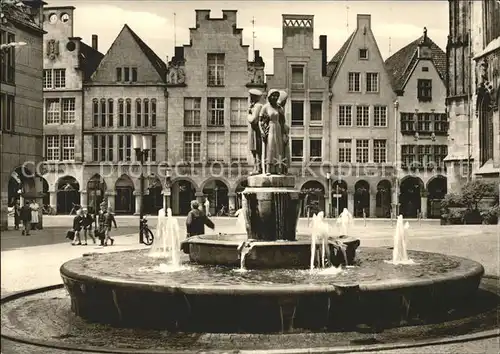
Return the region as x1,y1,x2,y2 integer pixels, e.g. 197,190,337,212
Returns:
356,139,369,163
401,145,415,168
422,66,429,72
309,139,322,161
348,72,360,92
184,97,201,126
118,135,132,161
434,113,448,134
45,136,60,161
230,98,247,126
338,139,352,163
373,139,387,163
417,79,432,101
356,105,369,126
401,112,415,133
208,98,224,126
1,31,16,83
45,99,60,124
54,69,66,88
43,69,53,89
230,132,248,161
291,101,304,126
136,99,142,127
291,65,305,88
118,99,124,127
0,93,14,132
125,99,132,127
184,132,201,162
116,68,122,82
207,54,225,86
92,99,99,127
143,99,149,127
61,135,75,160
338,105,352,126
207,132,225,161
416,145,432,167
124,67,130,82
61,98,76,123
149,135,156,161
107,135,113,161
291,139,304,162
310,101,322,124
366,73,379,93
151,99,157,127
417,113,432,132
131,67,138,82
434,145,448,166
100,99,106,127
373,106,387,127
359,48,368,60
107,99,114,127
92,135,113,161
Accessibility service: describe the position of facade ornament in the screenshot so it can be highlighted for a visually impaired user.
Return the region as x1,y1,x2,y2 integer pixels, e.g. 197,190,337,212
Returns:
166,60,186,85
247,65,264,85
46,39,59,60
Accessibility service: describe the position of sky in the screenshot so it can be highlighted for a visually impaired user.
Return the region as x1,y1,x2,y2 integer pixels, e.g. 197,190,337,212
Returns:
44,0,449,73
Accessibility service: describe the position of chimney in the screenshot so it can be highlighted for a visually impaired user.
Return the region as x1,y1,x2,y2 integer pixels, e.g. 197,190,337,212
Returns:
319,35,327,77
254,50,260,60
356,14,371,31
174,46,184,60
91,34,98,50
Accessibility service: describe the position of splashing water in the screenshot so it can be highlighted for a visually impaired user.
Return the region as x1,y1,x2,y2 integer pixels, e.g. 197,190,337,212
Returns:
336,208,354,237
385,215,416,265
310,212,342,273
149,208,186,271
237,240,255,272
234,208,246,234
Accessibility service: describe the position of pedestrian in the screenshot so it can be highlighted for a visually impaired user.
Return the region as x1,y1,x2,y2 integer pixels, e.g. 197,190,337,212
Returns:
13,200,20,230
81,208,96,245
204,198,211,216
30,200,39,231
103,207,117,246
186,200,215,237
20,201,31,236
71,209,83,245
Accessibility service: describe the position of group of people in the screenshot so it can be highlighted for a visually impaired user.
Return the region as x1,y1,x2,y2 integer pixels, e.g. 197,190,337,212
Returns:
248,88,291,175
70,203,117,246
12,199,40,236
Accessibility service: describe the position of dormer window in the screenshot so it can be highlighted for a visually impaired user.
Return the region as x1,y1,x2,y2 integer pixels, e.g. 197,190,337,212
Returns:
359,48,368,60
116,67,138,83
422,66,429,72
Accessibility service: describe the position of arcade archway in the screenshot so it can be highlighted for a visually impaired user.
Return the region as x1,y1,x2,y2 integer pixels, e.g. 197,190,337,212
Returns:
87,174,107,214
115,175,135,214
172,179,196,216
376,180,392,218
144,176,163,215
427,176,447,219
300,180,325,217
235,179,248,210
202,179,229,216
57,176,80,214
354,180,370,217
331,180,348,217
399,177,424,218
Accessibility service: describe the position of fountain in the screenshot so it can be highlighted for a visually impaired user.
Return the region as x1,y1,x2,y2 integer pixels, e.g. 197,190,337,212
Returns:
385,215,416,265
148,208,184,270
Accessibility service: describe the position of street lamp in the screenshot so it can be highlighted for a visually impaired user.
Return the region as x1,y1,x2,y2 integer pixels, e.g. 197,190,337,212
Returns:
132,133,152,244
326,172,331,218
393,100,400,217
0,41,26,58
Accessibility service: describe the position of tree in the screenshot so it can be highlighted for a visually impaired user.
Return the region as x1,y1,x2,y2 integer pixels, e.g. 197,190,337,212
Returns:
459,180,496,211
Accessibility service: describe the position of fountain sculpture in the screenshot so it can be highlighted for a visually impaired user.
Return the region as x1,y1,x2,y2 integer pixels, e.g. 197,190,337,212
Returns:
59,88,485,335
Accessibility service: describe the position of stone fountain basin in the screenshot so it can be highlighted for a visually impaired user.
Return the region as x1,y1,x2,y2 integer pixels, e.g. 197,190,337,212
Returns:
59,247,485,333
181,233,360,269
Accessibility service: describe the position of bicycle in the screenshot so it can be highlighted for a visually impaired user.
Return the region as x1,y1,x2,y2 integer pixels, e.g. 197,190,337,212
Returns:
140,216,154,245
216,205,228,216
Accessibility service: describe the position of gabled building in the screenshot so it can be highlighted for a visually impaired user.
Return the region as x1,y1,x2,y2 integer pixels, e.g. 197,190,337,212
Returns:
165,10,265,216
1,0,45,230
327,14,396,218
266,14,329,217
82,24,167,215
41,5,103,214
385,28,448,219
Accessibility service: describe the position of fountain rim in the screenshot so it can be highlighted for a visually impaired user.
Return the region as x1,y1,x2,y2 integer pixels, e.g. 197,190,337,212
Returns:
59,248,485,296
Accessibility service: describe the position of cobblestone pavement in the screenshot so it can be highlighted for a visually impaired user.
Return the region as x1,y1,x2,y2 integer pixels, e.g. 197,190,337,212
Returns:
1,220,499,353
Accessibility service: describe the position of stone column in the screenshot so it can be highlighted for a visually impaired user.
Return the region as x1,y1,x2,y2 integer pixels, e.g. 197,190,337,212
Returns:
163,187,171,210
228,192,236,215
420,196,428,219
34,176,44,229
369,191,377,218
1,190,8,230
107,191,116,211
195,191,204,205
347,190,354,215
50,191,57,210
133,191,141,215
80,190,88,209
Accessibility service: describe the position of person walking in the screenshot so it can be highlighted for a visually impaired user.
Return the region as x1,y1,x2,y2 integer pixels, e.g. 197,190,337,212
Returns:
204,198,211,216
30,200,40,231
20,202,32,236
103,207,117,246
81,208,96,245
13,200,21,230
186,200,215,237
71,209,83,245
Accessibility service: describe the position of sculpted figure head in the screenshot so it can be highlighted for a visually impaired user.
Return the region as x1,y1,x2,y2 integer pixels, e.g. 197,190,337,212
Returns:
267,89,280,106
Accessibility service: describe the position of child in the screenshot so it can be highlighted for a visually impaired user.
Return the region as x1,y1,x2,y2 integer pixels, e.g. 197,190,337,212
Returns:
72,209,83,245
103,207,117,246
81,208,96,245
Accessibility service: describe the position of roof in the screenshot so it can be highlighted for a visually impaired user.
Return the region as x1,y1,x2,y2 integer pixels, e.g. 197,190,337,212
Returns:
2,1,44,33
384,35,446,93
327,31,355,78
79,41,104,81
124,24,167,79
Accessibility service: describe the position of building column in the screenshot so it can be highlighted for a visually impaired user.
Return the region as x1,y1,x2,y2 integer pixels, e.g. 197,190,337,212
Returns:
369,191,377,218
347,190,354,215
133,191,141,215
195,191,204,205
1,190,8,230
420,196,428,219
106,191,116,211
34,176,44,229
228,192,236,215
163,187,171,210
80,190,88,209
50,191,57,210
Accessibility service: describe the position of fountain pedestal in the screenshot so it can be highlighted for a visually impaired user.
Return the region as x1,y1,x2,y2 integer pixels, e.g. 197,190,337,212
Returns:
243,175,301,241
